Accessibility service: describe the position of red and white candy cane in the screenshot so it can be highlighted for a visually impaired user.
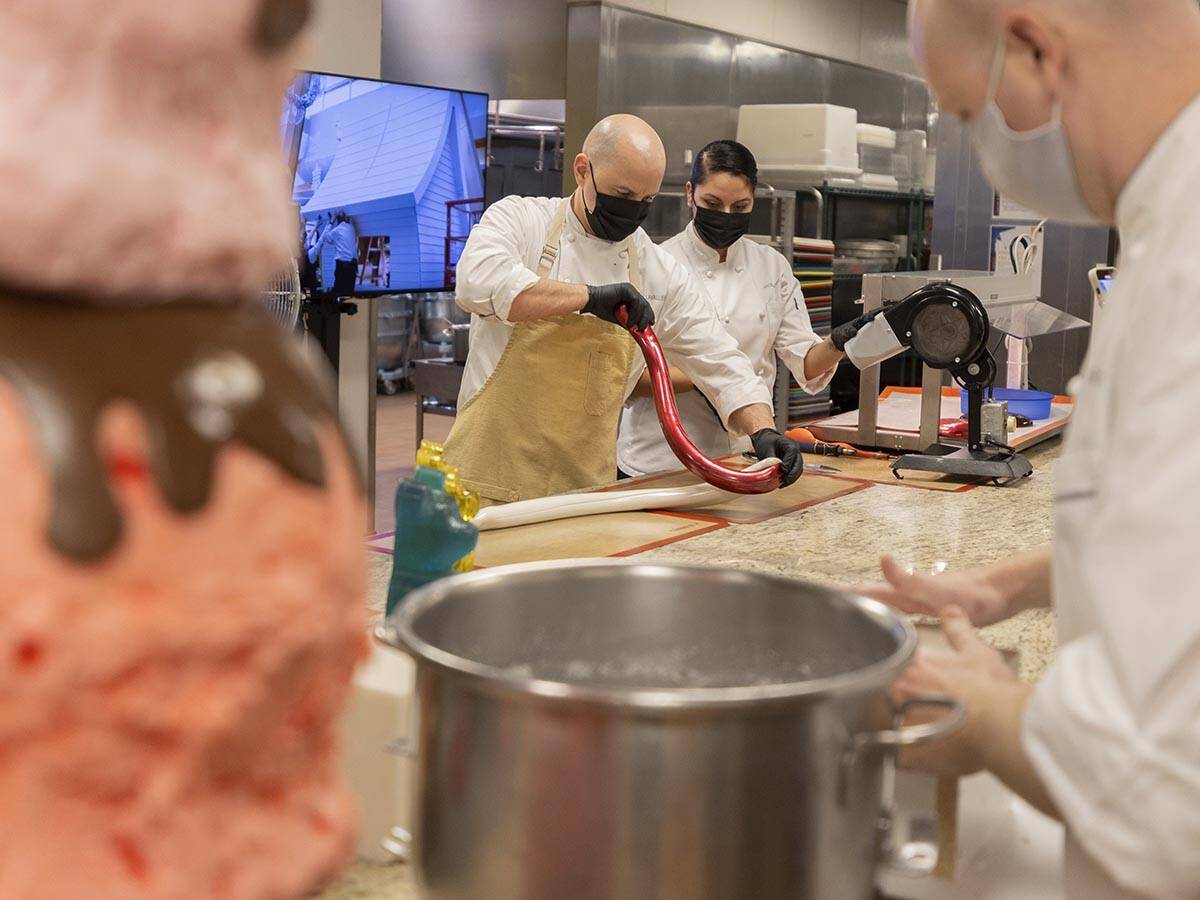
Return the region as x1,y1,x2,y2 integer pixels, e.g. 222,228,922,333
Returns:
618,307,783,495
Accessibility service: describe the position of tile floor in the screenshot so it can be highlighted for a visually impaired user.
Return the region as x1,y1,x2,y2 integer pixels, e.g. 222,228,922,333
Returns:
373,392,453,534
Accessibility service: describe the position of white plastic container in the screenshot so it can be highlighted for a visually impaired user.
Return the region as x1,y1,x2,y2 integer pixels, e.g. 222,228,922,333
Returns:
855,123,898,149
856,124,900,190
338,639,416,861
859,144,896,177
895,130,929,192
737,103,861,184
857,173,901,192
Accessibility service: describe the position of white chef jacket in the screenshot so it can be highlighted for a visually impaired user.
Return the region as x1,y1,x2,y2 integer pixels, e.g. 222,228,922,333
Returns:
453,195,772,426
617,224,835,476
1022,94,1200,900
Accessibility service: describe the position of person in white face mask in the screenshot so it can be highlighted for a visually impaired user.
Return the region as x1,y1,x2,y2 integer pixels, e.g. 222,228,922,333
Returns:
859,2,1200,898
448,115,807,503
617,140,865,477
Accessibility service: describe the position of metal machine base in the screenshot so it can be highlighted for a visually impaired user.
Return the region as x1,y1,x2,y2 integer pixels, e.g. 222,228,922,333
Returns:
892,447,1033,486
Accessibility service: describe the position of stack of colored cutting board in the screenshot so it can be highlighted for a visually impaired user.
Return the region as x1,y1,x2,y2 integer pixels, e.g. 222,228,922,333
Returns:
791,237,836,422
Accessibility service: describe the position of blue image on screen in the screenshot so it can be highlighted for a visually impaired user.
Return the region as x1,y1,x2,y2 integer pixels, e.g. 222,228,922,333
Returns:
281,72,488,294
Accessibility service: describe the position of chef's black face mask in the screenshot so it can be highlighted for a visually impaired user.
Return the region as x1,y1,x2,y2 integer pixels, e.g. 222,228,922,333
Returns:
693,205,751,251
583,161,652,243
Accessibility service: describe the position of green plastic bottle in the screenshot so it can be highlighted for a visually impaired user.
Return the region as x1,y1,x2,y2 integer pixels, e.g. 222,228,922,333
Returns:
385,443,479,616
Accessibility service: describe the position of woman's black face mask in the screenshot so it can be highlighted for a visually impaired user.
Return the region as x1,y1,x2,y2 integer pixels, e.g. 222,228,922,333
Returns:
583,162,652,242
693,205,751,250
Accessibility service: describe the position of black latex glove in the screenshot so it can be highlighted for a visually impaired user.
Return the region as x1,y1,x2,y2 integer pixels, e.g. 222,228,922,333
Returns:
584,282,656,330
750,428,804,487
830,306,888,352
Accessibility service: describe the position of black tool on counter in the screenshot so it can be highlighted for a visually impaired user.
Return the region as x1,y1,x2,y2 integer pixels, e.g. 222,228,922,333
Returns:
795,439,855,458
843,282,1033,486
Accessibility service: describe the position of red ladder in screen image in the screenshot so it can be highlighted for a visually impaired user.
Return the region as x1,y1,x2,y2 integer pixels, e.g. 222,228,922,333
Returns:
444,197,485,290
357,236,390,288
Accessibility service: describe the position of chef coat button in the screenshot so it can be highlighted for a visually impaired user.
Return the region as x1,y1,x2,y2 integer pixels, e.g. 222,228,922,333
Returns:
619,249,629,259
705,270,714,279
723,316,731,324
759,311,766,320
566,234,575,243
736,266,745,273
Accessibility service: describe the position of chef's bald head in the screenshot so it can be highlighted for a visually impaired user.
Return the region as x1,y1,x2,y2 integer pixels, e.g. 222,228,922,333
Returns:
583,115,667,169
911,0,1127,67
575,114,667,202
910,0,1200,225
909,0,1190,118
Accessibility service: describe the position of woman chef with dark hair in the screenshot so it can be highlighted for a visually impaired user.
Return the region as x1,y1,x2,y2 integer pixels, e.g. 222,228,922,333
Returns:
618,140,870,477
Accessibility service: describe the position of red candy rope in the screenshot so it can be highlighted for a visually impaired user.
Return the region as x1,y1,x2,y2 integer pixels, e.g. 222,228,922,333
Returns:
618,307,782,494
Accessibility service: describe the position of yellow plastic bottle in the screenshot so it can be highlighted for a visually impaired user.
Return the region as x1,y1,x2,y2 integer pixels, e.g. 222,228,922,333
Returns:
415,440,476,572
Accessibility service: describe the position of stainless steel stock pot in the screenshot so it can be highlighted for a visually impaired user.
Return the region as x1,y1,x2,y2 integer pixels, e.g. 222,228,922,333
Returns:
377,560,963,900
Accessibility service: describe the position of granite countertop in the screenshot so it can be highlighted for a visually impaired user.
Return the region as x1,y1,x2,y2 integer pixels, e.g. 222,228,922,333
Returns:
318,861,415,900
320,439,1062,899
635,441,1061,682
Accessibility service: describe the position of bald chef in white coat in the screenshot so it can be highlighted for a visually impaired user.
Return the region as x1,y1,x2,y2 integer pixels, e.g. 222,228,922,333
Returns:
446,114,807,503
619,140,872,477
861,2,1200,898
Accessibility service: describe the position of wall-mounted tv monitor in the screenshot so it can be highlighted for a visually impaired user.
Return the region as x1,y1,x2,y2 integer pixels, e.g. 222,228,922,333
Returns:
281,71,488,295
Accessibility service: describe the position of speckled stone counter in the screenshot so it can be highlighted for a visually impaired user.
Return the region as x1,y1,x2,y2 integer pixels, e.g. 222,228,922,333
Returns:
317,860,415,900
320,438,1063,899
635,441,1061,682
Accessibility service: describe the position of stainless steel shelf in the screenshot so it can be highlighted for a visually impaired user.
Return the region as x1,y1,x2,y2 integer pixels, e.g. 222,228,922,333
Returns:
820,186,932,203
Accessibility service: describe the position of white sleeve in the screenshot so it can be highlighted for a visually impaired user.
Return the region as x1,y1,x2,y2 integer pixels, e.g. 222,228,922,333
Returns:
649,248,772,432
775,274,835,395
308,226,331,264
454,196,543,324
1022,356,1200,899
1024,636,1200,899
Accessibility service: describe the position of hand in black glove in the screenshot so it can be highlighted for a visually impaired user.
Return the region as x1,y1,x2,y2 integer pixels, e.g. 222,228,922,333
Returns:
830,306,889,352
584,282,656,330
750,428,804,487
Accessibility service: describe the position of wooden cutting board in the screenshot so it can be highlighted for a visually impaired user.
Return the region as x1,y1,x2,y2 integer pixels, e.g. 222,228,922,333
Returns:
369,457,878,566
472,511,725,567
609,463,874,524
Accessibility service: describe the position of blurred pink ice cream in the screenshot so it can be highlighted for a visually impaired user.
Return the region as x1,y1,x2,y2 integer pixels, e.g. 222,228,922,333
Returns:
0,389,368,899
0,1,372,897
0,0,306,303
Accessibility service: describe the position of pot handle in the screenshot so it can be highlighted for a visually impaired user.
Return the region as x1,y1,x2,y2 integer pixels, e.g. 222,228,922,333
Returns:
840,695,964,804
841,696,966,878
851,695,965,755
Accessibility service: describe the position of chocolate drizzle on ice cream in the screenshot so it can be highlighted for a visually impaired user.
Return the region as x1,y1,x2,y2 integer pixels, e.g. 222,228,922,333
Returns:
0,292,353,562
253,0,312,51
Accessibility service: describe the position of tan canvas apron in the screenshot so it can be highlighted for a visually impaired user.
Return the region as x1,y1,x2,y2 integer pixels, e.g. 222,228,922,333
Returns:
443,200,638,503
